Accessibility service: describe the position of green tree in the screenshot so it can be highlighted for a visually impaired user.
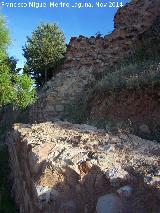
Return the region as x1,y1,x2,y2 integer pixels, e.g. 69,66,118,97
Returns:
23,63,30,74
0,14,36,109
4,56,21,73
0,64,16,106
13,73,36,108
0,15,10,60
0,62,36,109
23,23,66,87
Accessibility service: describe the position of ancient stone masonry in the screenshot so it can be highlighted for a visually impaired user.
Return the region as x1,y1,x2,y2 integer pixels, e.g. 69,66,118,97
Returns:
29,0,160,122
6,1,160,212
7,122,160,213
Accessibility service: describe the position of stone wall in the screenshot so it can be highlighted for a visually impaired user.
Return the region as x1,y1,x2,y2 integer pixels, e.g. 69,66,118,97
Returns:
7,121,160,212
29,0,160,122
87,15,160,138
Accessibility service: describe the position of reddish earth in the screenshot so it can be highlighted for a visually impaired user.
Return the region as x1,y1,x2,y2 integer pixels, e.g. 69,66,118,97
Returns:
88,85,160,135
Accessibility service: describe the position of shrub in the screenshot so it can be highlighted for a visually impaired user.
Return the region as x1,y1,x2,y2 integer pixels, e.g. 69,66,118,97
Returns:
92,59,160,96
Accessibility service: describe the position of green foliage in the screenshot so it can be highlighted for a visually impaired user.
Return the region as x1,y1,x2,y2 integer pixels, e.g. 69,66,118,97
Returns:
0,15,10,60
23,63,29,74
23,23,66,87
0,14,36,109
93,60,160,95
4,56,21,73
0,64,16,106
92,36,160,96
0,14,35,213
14,73,36,108
0,62,36,109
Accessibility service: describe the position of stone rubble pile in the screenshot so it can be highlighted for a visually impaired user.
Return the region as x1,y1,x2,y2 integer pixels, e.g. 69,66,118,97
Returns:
7,121,160,212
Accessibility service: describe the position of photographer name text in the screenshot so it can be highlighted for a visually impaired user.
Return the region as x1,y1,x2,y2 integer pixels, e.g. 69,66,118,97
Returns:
0,1,124,8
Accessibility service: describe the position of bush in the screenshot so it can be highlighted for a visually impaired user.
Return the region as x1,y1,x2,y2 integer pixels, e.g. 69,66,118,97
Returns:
93,59,160,95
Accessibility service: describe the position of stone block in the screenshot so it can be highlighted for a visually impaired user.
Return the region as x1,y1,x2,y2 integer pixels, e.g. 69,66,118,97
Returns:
55,104,64,112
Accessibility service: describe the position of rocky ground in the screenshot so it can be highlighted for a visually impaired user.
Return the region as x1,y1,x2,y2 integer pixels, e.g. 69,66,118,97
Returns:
7,121,160,213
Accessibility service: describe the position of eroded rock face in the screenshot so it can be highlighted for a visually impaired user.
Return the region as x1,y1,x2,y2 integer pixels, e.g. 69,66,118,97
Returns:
7,121,160,213
29,0,160,122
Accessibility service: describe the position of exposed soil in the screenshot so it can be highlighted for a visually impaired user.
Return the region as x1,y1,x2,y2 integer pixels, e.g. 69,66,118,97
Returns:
89,85,160,139
89,86,160,123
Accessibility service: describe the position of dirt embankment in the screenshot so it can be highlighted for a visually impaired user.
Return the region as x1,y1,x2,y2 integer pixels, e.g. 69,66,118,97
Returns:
89,85,160,139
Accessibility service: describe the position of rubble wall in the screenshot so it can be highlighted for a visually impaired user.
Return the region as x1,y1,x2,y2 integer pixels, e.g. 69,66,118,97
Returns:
7,121,160,212
29,0,160,122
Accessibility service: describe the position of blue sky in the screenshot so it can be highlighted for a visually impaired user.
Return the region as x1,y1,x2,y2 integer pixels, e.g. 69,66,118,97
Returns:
1,0,130,68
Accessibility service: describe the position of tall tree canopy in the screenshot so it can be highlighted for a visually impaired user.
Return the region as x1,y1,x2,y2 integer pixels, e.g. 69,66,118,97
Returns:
23,23,66,87
0,15,10,60
4,56,21,73
0,14,36,108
